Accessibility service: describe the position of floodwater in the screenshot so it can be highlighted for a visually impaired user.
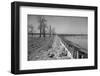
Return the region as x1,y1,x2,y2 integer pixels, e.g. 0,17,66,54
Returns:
65,36,88,50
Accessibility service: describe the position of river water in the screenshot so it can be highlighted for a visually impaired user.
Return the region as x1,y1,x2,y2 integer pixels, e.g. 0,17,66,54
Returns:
64,36,88,50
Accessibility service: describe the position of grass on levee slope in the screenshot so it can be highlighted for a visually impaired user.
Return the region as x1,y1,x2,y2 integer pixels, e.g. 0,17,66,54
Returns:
28,35,54,60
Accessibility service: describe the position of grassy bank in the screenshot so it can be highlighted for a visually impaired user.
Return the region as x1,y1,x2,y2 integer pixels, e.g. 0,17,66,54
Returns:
28,35,54,60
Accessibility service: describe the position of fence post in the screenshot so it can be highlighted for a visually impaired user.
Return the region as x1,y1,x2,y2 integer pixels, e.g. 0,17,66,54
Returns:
81,54,84,58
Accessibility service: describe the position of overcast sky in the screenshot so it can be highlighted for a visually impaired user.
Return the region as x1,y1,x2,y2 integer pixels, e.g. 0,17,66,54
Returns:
28,15,88,34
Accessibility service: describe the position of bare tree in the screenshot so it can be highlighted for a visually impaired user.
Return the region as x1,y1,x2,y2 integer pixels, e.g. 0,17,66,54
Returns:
49,25,52,37
51,27,56,36
28,24,33,33
37,16,42,37
28,24,36,37
37,16,47,37
42,16,47,37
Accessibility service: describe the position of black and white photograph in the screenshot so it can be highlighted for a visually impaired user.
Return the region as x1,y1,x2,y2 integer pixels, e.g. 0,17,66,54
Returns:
28,15,88,61
11,1,97,74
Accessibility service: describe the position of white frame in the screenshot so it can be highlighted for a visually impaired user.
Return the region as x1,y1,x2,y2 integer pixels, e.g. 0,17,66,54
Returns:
20,6,95,70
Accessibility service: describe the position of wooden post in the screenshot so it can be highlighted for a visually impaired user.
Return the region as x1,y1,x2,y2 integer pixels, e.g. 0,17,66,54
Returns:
81,54,84,59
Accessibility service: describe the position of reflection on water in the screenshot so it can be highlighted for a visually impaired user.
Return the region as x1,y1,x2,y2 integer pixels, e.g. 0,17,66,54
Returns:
65,36,88,50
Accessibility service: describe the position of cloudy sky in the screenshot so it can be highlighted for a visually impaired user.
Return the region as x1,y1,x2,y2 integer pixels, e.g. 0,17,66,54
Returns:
28,15,88,34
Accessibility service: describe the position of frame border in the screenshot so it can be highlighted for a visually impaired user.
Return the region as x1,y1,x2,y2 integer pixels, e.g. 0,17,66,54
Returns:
11,1,98,74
